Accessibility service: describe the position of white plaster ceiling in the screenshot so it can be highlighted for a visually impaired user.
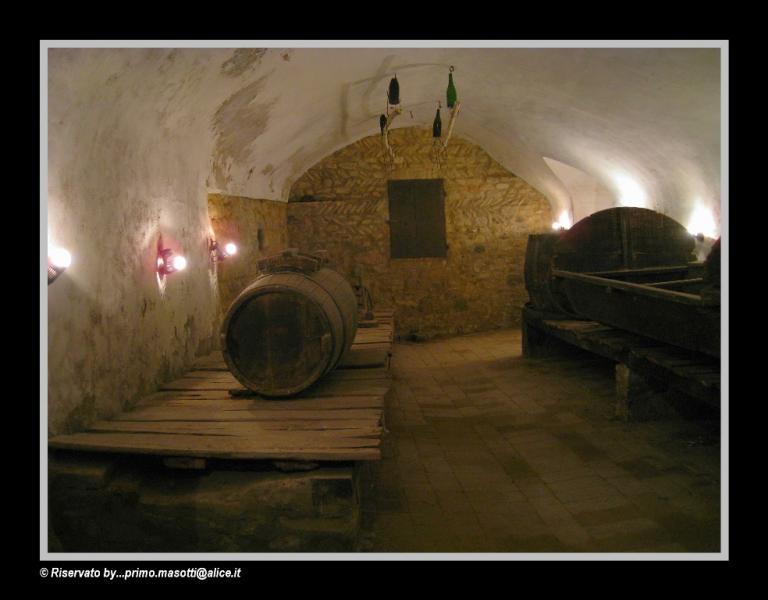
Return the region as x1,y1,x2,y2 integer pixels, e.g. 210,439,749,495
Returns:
49,46,722,231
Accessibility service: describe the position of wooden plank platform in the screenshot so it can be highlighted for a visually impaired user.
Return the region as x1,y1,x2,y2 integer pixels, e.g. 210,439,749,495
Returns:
523,305,720,408
49,309,395,462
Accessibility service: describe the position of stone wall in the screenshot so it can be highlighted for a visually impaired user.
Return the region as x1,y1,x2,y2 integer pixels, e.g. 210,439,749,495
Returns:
287,127,553,339
207,193,288,314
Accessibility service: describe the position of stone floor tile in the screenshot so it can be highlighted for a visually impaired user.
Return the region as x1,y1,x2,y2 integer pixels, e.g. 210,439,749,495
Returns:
361,330,720,553
551,522,594,548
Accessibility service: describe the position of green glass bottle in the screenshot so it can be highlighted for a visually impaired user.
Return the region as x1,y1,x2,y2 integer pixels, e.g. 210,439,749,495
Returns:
446,69,457,109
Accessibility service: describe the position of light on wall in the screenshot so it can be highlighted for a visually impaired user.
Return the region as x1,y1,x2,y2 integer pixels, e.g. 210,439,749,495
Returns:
209,238,238,262
552,211,572,231
616,175,647,208
157,247,187,276
615,174,647,208
686,205,718,239
48,246,72,285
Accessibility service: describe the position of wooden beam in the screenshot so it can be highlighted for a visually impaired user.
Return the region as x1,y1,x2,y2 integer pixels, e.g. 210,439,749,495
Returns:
440,101,461,149
552,269,708,306
580,264,702,278
163,457,207,470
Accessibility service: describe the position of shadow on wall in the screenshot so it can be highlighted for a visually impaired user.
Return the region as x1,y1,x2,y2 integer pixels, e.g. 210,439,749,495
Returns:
286,127,554,339
207,193,289,316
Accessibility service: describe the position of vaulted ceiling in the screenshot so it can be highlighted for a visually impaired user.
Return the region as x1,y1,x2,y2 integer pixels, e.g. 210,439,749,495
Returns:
48,46,721,231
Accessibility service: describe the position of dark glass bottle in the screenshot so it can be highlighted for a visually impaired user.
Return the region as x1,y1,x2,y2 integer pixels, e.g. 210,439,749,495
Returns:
388,76,400,105
432,108,442,138
380,114,387,135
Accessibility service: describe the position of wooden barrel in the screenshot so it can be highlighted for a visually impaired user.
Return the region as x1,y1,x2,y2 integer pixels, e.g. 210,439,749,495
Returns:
221,252,358,397
544,208,718,356
554,207,696,274
524,233,571,313
525,208,698,313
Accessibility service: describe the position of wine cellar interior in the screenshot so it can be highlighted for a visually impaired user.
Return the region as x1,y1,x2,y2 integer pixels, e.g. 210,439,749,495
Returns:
45,45,725,555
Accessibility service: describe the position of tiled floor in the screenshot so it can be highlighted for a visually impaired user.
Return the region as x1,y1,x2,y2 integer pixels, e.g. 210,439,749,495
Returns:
359,328,721,553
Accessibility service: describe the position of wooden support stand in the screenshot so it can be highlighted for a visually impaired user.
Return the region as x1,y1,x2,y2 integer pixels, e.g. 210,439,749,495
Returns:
522,304,720,422
522,316,580,359
614,364,673,422
47,309,396,552
523,318,562,358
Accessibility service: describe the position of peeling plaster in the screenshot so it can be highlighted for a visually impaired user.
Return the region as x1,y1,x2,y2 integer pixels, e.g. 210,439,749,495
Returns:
211,74,277,190
220,48,267,77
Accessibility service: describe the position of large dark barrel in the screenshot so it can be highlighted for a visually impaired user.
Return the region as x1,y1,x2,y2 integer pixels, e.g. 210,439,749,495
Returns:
523,208,720,356
704,238,721,288
554,207,696,274
525,208,698,310
221,251,358,397
524,233,570,313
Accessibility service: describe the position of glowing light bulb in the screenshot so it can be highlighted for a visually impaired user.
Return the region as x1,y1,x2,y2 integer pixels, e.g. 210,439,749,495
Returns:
224,242,237,256
50,247,72,269
558,211,572,230
172,255,187,271
552,222,562,231
687,205,717,239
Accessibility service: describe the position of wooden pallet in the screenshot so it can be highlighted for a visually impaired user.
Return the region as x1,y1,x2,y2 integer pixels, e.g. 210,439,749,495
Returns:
49,310,395,462
522,305,720,408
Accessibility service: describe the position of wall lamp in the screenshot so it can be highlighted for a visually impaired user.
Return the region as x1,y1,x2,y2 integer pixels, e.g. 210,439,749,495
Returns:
157,247,187,276
551,211,572,231
48,247,72,285
209,238,238,262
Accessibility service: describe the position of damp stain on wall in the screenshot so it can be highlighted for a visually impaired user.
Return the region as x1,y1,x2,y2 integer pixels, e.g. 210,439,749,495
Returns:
220,48,268,77
211,74,278,190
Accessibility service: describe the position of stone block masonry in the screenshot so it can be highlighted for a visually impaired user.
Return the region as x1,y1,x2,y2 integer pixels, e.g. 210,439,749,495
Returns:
287,127,553,339
208,193,288,315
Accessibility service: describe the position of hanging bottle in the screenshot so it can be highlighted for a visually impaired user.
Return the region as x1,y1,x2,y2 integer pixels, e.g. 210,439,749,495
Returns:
388,76,400,105
446,67,457,109
380,114,387,135
432,106,442,138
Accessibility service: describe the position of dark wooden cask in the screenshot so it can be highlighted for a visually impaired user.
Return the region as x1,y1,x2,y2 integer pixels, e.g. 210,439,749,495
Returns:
704,238,721,288
221,251,358,397
532,208,719,357
524,233,570,313
553,207,696,275
525,207,699,311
